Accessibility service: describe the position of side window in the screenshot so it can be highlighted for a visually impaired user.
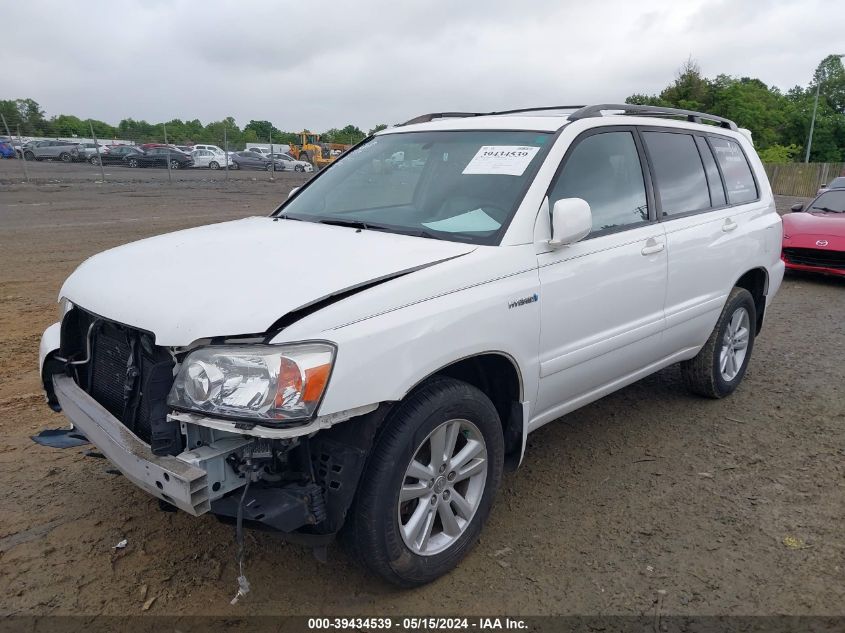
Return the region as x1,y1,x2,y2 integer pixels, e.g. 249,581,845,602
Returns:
708,137,758,204
642,131,710,217
695,136,727,207
549,131,648,235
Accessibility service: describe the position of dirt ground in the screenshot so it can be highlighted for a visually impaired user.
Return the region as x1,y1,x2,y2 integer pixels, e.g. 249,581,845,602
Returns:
0,159,843,618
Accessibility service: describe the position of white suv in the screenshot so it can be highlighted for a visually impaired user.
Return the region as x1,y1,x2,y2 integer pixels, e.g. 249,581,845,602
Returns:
39,104,783,587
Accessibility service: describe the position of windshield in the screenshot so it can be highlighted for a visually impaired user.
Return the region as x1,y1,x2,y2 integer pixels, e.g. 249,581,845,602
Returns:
809,190,845,213
277,130,553,245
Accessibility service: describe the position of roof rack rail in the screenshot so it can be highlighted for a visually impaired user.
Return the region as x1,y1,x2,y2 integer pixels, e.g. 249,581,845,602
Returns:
398,112,484,126
568,104,737,130
487,105,588,116
398,105,587,127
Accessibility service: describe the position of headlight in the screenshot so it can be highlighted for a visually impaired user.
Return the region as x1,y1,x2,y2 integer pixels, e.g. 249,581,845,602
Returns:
167,343,335,423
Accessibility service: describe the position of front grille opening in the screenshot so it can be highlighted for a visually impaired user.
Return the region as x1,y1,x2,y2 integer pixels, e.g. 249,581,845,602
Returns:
783,247,845,270
61,307,180,453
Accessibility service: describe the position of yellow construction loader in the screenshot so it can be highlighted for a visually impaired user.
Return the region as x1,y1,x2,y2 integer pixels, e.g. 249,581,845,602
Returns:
289,131,350,169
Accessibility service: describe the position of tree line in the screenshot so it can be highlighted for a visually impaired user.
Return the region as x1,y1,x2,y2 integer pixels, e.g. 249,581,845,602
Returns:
0,99,386,148
2,55,843,161
626,55,845,163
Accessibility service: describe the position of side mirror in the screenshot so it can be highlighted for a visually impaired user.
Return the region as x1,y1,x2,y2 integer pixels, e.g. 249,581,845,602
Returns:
550,198,592,247
288,186,300,199
790,203,804,213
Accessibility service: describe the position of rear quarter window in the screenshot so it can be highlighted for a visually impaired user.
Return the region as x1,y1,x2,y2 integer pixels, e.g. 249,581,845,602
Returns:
642,131,710,217
708,137,758,204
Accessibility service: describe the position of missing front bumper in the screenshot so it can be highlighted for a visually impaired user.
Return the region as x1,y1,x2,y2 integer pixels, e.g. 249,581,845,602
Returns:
53,374,222,515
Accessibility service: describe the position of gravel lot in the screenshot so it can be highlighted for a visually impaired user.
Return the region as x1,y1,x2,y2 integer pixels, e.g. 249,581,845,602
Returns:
0,159,843,618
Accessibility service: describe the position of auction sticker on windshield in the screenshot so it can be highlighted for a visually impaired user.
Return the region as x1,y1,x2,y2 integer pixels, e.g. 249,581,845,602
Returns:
462,145,541,176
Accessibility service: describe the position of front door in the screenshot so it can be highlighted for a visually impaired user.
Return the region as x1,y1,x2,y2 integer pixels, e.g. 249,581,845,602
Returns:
534,128,668,426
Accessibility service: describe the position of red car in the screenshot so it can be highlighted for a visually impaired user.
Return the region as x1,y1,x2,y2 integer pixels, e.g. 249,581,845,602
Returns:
782,188,845,277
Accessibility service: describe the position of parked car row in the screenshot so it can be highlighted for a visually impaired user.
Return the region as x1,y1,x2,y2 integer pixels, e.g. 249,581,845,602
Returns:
96,143,312,172
0,138,315,172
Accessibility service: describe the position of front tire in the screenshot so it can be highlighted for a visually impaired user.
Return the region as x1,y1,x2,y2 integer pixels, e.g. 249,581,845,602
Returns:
59,152,71,163
209,161,219,170
345,377,504,587
127,158,139,168
681,287,756,399
169,159,180,170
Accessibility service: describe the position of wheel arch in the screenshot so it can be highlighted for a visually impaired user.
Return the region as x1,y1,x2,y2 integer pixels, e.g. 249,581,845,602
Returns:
733,267,768,334
404,352,525,464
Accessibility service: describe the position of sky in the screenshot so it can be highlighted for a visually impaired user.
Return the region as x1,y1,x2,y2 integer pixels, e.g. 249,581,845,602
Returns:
3,0,844,132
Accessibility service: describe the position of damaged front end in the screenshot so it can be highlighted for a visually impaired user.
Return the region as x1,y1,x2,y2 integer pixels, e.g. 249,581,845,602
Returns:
44,305,388,542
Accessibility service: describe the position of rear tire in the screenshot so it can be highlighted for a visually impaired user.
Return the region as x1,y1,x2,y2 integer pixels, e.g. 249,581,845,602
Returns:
209,161,219,170
681,287,756,399
344,377,504,587
90,155,100,165
24,151,34,161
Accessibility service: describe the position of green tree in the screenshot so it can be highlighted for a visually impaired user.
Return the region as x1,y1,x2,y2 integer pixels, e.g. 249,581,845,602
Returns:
659,58,713,111
813,54,845,113
0,98,48,135
368,123,388,135
244,119,287,142
323,124,365,145
709,77,787,149
756,144,801,163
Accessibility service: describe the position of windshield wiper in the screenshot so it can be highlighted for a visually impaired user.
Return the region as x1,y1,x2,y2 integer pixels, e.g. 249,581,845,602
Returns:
285,215,442,240
810,206,842,213
316,218,374,230
314,218,434,236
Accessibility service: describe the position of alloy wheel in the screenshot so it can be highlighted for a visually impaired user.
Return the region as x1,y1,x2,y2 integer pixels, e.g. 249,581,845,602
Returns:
398,418,487,556
719,306,750,381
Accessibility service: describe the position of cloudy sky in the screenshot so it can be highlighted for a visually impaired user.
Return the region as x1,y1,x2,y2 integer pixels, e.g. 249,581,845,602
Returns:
4,0,843,131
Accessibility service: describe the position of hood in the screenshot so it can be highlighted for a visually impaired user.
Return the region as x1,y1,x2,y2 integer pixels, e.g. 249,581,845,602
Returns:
60,217,475,346
782,211,845,239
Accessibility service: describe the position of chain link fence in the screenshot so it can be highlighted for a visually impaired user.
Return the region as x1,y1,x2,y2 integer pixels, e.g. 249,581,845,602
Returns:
0,115,325,185
3,111,843,197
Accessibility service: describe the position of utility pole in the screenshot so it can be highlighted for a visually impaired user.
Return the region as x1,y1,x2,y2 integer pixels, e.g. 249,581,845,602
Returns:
224,125,229,180
89,121,106,182
163,123,172,183
269,128,274,177
805,53,845,163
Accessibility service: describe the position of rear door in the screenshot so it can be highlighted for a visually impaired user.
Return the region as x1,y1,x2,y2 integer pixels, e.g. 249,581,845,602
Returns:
535,127,668,421
639,129,762,353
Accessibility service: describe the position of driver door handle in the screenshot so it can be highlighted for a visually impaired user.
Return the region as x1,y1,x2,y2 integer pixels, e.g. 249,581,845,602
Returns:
641,239,665,256
722,218,738,232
